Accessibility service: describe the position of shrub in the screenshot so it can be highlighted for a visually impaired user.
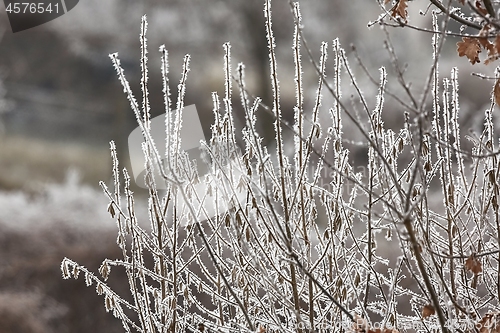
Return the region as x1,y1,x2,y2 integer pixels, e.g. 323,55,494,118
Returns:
62,1,500,332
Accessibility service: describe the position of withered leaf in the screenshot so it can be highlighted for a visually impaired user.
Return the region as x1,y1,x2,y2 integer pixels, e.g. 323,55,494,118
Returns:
479,38,495,58
391,0,408,22
424,160,432,172
107,202,115,218
457,37,481,64
487,36,500,64
422,304,435,318
465,254,482,274
495,35,500,54
494,79,500,107
479,25,497,64
487,169,496,185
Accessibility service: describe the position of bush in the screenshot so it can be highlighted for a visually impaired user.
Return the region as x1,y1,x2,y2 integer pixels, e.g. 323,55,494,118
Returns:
62,1,500,332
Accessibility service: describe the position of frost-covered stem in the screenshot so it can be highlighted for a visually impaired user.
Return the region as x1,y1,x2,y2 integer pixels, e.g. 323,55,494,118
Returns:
485,70,500,300
442,78,458,301
147,178,168,332
418,12,438,114
340,46,369,122
408,95,454,328
222,43,238,188
291,3,315,327
140,36,168,331
167,202,177,332
289,41,326,214
156,216,167,330
223,42,236,148
291,1,305,219
450,68,467,190
403,214,449,333
140,15,151,130
159,46,176,332
173,55,190,173
364,141,375,308
109,142,126,258
332,39,342,136
495,188,500,301
292,1,304,181
372,67,386,166
406,115,459,318
264,0,287,217
160,45,172,165
427,0,481,29
264,0,301,323
402,112,446,325
299,42,327,329
418,9,449,115
486,90,500,299
124,170,152,332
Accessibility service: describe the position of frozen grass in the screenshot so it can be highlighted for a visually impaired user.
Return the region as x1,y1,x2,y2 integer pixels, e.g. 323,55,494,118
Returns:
61,1,500,332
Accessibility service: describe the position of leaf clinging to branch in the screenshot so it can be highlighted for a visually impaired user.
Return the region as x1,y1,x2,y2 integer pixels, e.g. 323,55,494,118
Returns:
391,0,408,22
457,37,481,64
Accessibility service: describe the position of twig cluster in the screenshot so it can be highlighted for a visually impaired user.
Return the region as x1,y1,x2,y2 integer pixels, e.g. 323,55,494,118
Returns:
61,1,500,332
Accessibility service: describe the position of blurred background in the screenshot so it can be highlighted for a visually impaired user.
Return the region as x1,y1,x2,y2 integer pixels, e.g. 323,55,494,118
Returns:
0,1,495,332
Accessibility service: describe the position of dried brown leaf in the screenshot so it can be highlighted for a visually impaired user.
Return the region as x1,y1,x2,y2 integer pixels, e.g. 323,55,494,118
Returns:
107,202,115,218
457,37,481,64
486,35,500,64
484,35,500,65
495,35,500,54
465,254,482,274
479,38,495,57
391,0,408,21
422,304,435,318
478,25,497,64
494,79,500,107
424,160,432,172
